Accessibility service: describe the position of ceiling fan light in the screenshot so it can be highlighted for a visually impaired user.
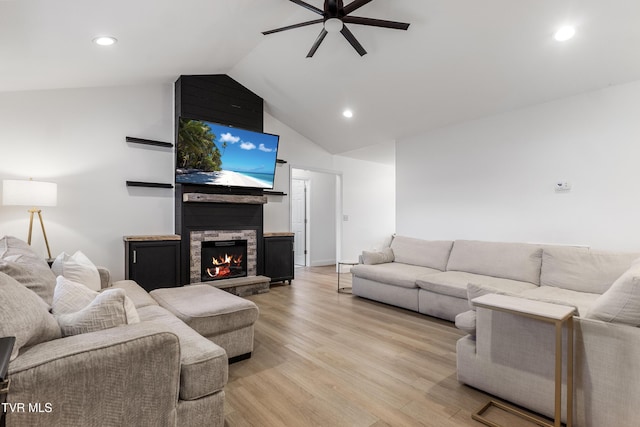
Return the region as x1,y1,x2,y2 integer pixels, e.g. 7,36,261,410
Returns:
324,18,344,33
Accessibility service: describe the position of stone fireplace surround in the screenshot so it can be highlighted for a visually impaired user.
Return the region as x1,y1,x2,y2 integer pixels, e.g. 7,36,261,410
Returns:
176,188,266,285
190,229,257,284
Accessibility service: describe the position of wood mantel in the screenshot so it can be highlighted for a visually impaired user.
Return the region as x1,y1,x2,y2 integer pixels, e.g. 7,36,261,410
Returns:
182,193,268,205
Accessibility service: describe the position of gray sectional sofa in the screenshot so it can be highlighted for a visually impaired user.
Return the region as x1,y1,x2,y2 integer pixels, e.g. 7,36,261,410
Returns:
352,235,640,426
0,235,259,427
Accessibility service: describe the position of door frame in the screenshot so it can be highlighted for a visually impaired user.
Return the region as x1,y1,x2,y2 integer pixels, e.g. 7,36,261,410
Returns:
291,177,309,266
289,165,343,269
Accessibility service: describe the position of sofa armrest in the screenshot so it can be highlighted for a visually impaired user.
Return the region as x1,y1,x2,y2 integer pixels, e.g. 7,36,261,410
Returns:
7,322,180,427
97,266,111,289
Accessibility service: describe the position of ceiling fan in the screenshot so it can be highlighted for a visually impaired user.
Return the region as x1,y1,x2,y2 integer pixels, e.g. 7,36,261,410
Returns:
262,0,410,57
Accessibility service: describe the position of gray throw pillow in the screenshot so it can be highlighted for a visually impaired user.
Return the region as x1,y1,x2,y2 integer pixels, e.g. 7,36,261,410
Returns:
0,235,56,305
55,288,130,337
0,272,61,361
362,247,395,265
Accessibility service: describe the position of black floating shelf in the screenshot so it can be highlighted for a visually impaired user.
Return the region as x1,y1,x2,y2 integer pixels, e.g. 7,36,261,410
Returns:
126,181,174,189
276,159,287,164
126,136,173,148
264,190,287,196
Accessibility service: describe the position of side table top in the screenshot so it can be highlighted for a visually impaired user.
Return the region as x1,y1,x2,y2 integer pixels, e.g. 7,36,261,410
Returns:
472,294,576,321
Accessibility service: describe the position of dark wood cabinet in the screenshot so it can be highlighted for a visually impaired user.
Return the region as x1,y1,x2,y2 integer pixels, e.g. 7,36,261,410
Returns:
263,234,294,284
124,236,181,292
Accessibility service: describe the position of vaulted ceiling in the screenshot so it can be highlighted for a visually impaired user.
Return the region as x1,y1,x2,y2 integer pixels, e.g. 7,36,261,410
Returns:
2,0,640,164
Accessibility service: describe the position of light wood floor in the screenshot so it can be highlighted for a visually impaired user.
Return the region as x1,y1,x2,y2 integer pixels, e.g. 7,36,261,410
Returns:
225,266,541,427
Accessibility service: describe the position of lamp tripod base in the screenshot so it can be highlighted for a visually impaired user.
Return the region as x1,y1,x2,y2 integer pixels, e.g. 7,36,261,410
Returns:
27,208,52,260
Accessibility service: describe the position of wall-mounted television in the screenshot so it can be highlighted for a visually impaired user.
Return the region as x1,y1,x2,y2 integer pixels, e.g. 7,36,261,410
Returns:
176,117,280,189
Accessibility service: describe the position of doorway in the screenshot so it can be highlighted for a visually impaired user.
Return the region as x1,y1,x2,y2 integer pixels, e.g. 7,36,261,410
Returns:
291,178,308,266
291,168,340,268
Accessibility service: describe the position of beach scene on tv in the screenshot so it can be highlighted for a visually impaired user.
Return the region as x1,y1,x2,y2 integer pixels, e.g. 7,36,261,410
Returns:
176,118,279,189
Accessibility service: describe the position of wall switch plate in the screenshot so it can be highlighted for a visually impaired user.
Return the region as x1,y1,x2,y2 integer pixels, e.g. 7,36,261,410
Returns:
343,215,349,221
555,181,572,192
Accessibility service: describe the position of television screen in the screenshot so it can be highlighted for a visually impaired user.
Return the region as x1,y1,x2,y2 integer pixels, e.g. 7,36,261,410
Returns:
176,118,280,189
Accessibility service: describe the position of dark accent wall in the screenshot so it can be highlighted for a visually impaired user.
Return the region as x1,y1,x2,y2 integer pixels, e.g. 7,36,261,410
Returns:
175,74,263,132
174,75,265,284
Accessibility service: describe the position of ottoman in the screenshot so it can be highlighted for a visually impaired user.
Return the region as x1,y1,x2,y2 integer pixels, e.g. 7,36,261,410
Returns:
150,284,259,361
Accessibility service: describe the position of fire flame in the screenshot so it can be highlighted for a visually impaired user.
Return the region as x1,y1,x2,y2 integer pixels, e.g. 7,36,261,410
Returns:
206,253,243,278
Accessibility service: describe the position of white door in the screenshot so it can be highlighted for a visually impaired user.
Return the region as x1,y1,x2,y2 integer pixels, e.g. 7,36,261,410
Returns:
291,179,307,266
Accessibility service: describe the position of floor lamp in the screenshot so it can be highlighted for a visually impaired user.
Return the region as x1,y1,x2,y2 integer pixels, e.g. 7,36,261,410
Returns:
2,179,57,259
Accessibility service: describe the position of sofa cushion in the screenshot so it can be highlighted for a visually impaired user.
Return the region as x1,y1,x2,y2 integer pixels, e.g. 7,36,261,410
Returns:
0,235,57,306
466,282,521,309
390,236,453,270
446,240,543,285
137,305,228,400
467,282,582,315
111,280,159,309
0,271,61,361
362,247,395,265
541,246,640,294
51,250,101,290
518,286,599,316
417,271,538,299
586,262,640,326
351,262,440,289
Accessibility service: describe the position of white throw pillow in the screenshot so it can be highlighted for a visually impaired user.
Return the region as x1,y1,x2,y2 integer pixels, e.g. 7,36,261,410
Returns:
53,276,140,324
55,289,130,337
51,251,101,290
586,263,640,326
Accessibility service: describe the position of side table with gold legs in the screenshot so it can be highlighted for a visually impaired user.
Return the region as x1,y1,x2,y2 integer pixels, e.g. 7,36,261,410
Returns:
471,294,575,427
337,261,359,293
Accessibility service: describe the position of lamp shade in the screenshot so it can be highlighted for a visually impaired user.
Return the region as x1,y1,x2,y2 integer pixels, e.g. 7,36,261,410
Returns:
2,180,57,207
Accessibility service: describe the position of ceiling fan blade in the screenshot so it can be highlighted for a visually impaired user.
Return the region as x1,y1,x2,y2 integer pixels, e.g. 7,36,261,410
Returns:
263,19,324,35
340,25,367,56
342,16,410,30
289,0,325,16
307,28,328,58
342,0,374,15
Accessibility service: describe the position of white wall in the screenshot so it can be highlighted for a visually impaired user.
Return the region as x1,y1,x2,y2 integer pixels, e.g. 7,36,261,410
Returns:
0,84,175,284
262,111,334,233
396,79,640,251
0,86,396,283
333,155,396,261
263,111,396,263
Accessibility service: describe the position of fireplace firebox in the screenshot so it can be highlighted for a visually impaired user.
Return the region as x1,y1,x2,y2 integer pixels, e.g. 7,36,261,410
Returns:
201,240,248,282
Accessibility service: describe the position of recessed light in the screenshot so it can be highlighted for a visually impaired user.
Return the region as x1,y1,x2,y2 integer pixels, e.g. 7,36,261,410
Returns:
93,36,117,46
554,26,575,42
343,109,353,118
